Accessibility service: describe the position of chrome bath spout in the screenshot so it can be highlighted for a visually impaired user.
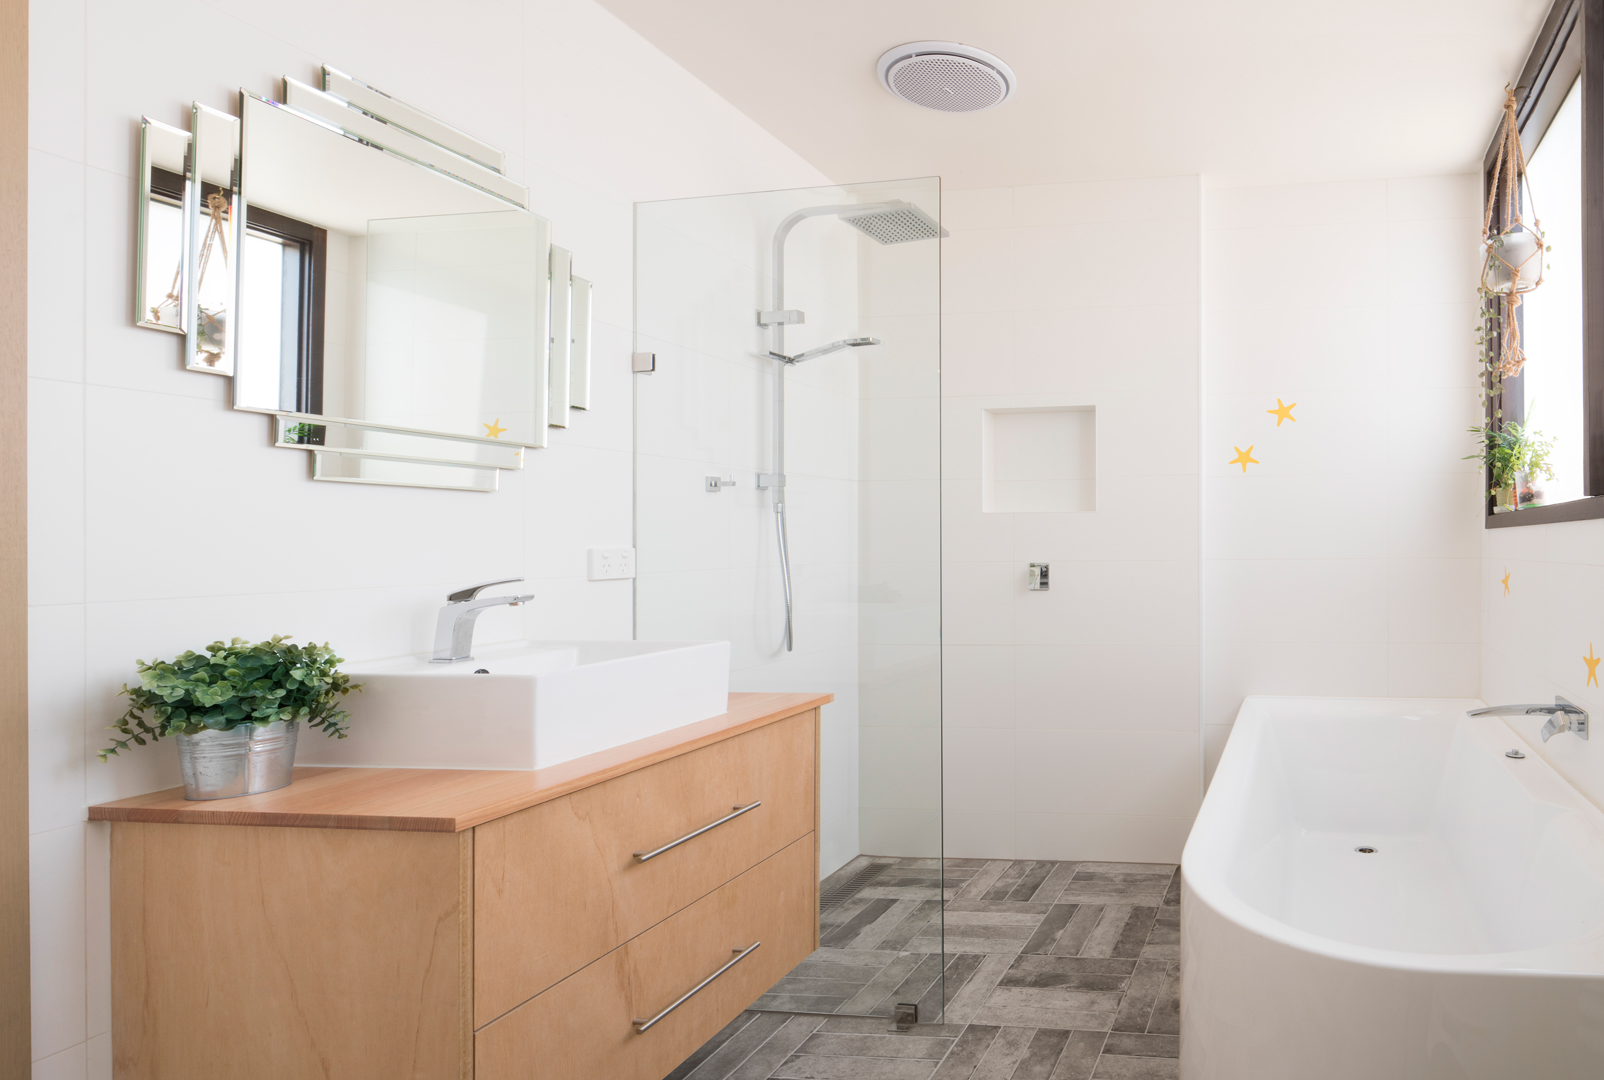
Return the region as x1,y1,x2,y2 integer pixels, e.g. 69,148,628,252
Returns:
1467,696,1589,742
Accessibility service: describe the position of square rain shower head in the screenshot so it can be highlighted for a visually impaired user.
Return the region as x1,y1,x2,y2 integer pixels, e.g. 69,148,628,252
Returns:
838,203,945,245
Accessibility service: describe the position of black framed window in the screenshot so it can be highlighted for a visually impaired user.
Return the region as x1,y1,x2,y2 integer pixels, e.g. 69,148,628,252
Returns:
1483,0,1604,526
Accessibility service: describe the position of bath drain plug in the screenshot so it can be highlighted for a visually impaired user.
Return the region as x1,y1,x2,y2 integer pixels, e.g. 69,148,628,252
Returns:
1354,846,1376,854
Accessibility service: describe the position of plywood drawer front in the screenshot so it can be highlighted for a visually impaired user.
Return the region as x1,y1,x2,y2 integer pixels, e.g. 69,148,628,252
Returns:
475,836,816,1080
474,710,816,1026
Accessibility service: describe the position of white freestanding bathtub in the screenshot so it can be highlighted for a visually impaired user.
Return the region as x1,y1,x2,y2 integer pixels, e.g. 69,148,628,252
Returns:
1182,696,1604,1079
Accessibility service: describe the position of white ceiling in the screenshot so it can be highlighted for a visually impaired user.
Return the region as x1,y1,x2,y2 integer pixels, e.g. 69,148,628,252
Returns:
595,0,1554,190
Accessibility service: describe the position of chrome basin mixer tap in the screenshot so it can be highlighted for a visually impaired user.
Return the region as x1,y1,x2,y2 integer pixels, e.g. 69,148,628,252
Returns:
1467,696,1590,742
432,578,535,663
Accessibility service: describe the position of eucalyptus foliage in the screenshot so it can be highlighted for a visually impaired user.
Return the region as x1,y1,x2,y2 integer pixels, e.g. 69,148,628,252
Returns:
99,636,361,761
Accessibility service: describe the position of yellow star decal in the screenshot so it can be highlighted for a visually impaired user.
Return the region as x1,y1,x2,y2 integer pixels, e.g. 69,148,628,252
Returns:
1501,569,1511,596
1228,445,1259,473
483,418,507,439
1267,398,1297,426
1588,644,1601,688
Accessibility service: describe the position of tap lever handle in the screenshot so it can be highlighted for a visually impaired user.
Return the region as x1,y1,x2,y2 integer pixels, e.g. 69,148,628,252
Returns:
447,578,526,603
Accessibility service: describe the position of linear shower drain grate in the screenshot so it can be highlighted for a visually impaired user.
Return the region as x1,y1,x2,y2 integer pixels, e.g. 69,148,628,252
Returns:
819,859,896,911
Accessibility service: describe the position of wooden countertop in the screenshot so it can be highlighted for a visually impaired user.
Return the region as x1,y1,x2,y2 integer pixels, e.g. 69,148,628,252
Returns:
88,691,831,833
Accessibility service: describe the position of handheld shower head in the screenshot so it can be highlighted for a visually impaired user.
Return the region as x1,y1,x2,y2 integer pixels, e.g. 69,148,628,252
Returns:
768,337,881,364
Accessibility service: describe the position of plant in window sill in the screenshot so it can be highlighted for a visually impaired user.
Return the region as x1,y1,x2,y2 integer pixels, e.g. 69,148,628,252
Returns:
1466,416,1556,513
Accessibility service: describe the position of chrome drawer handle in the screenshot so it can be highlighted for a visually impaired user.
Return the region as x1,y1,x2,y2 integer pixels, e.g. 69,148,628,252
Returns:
632,942,761,1033
633,801,761,862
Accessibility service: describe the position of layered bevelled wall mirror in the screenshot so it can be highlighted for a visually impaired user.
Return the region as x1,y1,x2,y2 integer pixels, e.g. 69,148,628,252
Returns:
134,67,594,491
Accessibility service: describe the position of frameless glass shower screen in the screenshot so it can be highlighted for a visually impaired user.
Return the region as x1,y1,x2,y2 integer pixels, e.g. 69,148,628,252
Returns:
634,177,944,1018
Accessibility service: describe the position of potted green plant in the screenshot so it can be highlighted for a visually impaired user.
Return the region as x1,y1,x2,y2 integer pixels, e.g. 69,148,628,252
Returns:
99,636,361,801
1466,416,1556,513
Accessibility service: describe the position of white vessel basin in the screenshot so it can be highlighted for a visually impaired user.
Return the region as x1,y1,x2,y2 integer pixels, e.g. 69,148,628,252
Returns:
296,640,732,771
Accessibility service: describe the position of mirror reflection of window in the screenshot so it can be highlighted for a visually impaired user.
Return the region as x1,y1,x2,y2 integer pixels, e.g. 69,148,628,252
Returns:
143,168,185,330
236,207,325,416
1522,74,1584,505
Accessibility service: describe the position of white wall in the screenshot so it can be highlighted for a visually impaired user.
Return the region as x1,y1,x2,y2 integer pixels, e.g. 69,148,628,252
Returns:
938,176,1204,864
27,0,830,1074
1482,520,1604,808
1201,176,1486,786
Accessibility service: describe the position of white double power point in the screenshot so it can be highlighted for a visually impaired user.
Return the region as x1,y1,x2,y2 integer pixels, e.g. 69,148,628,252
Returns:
587,547,636,581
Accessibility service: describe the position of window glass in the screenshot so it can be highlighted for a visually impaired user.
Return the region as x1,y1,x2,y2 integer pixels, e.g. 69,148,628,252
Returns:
1523,74,1584,504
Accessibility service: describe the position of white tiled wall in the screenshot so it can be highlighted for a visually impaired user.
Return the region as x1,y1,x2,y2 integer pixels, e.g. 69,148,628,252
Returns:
1483,520,1604,809
27,0,830,1074
1201,176,1485,785
940,177,1204,863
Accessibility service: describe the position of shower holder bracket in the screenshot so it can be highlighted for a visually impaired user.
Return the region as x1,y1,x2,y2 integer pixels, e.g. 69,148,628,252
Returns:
757,308,805,327
756,472,785,490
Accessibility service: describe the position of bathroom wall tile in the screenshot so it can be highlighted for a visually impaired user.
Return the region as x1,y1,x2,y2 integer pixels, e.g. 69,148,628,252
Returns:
84,824,110,1041
28,151,85,383
941,310,1018,398
29,605,86,835
1204,303,1386,394
1015,560,1198,648
1387,174,1480,222
1202,724,1233,790
1386,387,1484,475
941,562,1015,646
942,478,1015,563
1203,390,1386,478
941,227,1018,314
859,727,940,810
1204,474,1385,561
1015,812,1191,865
1016,731,1200,821
1014,646,1199,732
31,825,87,1062
1014,476,1199,564
1386,643,1480,699
1203,559,1387,644
944,810,1017,861
1200,640,1389,728
28,378,85,607
32,1043,87,1080
1385,301,1480,390
85,1035,110,1080
1206,179,1386,231
1012,304,1199,396
29,0,86,162
942,645,1015,730
1387,558,1480,644
1384,470,1484,560
942,187,1014,231
943,728,1017,813
1206,222,1374,309
1014,175,1199,227
1012,218,1197,311
1386,216,1481,306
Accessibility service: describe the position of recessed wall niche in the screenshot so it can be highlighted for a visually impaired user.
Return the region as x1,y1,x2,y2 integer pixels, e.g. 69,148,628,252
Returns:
981,405,1096,513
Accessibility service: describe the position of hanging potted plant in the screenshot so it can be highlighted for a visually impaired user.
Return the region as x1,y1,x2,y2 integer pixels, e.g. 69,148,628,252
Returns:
1466,417,1555,513
1478,86,1550,396
98,636,361,801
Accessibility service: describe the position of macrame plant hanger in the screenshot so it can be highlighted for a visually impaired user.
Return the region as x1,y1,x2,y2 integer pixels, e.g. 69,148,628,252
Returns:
192,191,231,367
1481,86,1546,379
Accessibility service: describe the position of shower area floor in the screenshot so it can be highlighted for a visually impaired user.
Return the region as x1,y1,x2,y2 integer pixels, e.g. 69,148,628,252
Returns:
665,857,1183,1080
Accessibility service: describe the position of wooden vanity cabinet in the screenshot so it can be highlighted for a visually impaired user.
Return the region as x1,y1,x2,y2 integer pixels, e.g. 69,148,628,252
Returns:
91,693,826,1080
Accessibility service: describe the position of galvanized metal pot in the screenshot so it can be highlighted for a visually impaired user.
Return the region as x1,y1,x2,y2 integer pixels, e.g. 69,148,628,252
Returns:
176,720,298,801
